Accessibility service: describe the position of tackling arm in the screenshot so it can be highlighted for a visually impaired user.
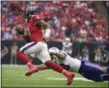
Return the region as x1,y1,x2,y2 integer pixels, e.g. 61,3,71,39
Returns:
35,53,65,70
55,52,66,60
49,47,66,60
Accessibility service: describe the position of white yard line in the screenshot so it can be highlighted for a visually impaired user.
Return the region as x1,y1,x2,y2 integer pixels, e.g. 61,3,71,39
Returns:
2,64,26,67
45,77,108,82
3,77,108,82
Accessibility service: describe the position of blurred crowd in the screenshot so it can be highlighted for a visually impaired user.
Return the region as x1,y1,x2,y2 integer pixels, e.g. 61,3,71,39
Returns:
1,1,109,43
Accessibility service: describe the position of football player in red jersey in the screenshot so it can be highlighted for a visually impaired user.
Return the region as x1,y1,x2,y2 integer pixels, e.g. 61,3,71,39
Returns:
16,7,75,85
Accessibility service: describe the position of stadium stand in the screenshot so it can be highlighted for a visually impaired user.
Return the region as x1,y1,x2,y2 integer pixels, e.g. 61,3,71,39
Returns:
1,1,108,43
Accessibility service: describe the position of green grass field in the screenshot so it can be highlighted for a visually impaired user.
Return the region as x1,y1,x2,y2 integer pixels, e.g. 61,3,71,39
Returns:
2,65,108,88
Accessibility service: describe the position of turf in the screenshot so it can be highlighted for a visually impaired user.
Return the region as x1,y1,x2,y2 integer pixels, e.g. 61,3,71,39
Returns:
1,65,109,88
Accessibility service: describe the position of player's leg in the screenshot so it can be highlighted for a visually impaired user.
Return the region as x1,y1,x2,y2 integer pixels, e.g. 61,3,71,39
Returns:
86,63,109,81
21,41,75,85
79,60,105,82
100,66,109,81
17,42,39,75
101,74,109,81
37,42,75,85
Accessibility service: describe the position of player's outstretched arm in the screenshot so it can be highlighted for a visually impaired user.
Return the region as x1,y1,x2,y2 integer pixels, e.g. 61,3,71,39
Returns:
49,47,66,60
55,52,66,60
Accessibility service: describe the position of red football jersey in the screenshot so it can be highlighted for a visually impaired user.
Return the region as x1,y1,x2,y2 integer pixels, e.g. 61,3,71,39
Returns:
27,15,43,42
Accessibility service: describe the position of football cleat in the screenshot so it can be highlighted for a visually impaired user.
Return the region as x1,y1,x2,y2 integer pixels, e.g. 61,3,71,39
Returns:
25,66,39,76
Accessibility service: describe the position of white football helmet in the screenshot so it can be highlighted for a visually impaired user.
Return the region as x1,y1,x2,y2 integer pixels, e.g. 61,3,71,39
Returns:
48,47,60,54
